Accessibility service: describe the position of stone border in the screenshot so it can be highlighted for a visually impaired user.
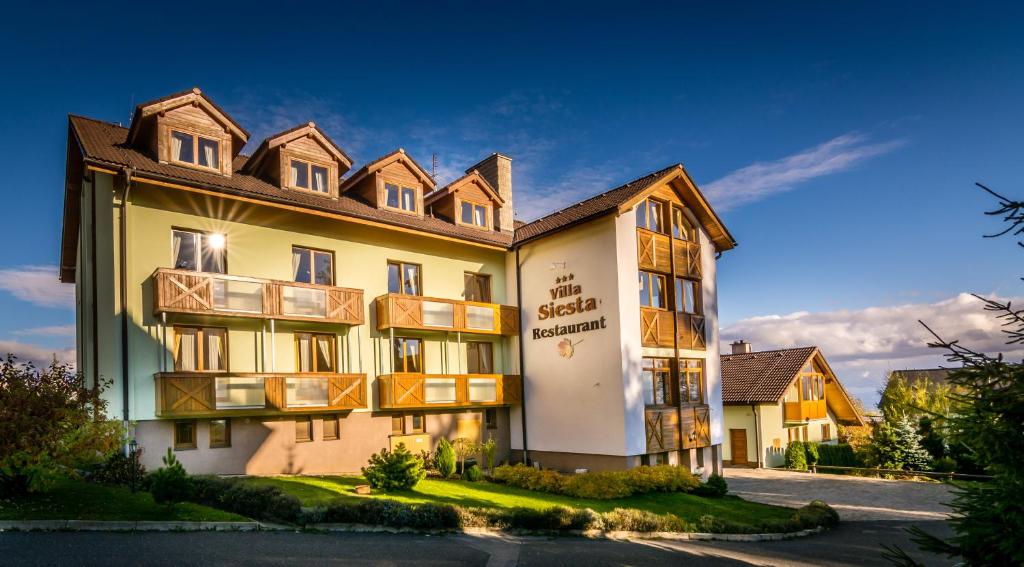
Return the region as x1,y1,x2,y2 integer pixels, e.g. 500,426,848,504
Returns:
0,520,263,532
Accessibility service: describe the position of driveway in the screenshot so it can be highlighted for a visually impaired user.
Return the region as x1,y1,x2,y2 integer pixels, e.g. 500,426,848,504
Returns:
724,467,955,521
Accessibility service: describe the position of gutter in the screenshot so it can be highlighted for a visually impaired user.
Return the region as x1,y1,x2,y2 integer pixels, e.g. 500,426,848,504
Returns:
515,246,529,464
119,167,134,423
751,404,763,468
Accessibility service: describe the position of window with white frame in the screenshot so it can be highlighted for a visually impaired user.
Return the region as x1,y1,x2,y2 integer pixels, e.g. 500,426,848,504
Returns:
172,228,226,273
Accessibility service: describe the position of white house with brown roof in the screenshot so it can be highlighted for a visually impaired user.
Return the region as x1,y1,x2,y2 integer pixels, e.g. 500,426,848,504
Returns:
720,341,864,468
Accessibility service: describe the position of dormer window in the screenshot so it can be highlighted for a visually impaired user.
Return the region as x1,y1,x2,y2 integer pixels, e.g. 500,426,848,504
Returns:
289,159,330,194
170,130,220,170
459,200,489,229
385,183,417,213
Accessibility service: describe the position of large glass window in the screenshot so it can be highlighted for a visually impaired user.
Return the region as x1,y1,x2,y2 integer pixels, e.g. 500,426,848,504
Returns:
671,206,696,241
464,272,491,302
635,198,665,233
170,130,219,170
642,357,672,405
393,337,423,373
639,271,667,309
172,229,226,273
679,359,704,404
467,341,494,374
675,278,700,314
385,183,417,213
174,326,226,372
296,332,335,373
387,261,421,295
292,246,334,285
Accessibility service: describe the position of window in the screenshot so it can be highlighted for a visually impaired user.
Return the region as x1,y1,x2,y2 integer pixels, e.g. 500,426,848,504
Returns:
173,326,226,372
292,246,334,285
410,413,425,434
466,341,494,374
821,423,831,442
323,415,339,441
788,427,797,443
485,408,498,430
295,416,312,442
798,362,825,402
460,200,489,228
170,130,219,170
679,359,704,404
641,357,672,405
210,419,231,448
635,198,665,233
387,261,421,295
675,278,701,314
464,272,492,302
174,420,196,450
638,271,667,309
296,332,336,373
393,337,423,373
385,182,417,213
289,159,330,193
391,415,405,435
671,207,696,241
172,229,226,273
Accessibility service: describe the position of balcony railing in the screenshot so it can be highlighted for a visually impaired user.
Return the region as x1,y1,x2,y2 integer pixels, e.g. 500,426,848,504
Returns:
152,268,364,325
155,372,367,417
680,404,711,449
644,404,711,453
784,399,827,422
377,373,522,409
677,312,706,351
673,239,702,279
637,228,671,273
375,294,519,336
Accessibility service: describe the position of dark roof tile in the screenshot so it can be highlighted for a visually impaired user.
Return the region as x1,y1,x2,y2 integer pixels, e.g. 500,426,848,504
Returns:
720,347,818,403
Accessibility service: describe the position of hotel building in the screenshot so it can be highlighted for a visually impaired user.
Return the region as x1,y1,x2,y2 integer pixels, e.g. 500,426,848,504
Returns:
60,88,735,476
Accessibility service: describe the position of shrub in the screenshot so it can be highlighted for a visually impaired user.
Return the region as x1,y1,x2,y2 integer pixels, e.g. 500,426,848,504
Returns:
694,473,728,497
492,464,699,499
931,456,957,473
320,499,460,529
464,464,483,482
434,438,456,479
785,441,807,470
189,476,303,523
90,449,147,487
603,508,688,532
562,471,632,499
792,500,839,529
148,449,192,505
362,443,426,492
816,443,861,467
804,442,820,466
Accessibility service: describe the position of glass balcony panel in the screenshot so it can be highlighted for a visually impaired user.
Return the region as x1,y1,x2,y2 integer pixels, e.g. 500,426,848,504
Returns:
424,378,457,403
281,286,327,318
468,378,497,402
465,305,495,330
215,376,266,409
211,278,263,313
422,301,455,327
286,377,328,407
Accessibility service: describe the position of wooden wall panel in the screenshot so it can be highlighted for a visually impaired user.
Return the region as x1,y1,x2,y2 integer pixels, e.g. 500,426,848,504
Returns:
641,308,675,348
637,229,671,273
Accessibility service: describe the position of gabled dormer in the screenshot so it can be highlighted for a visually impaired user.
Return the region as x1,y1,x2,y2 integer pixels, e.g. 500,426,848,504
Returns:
340,149,435,217
424,170,504,231
241,122,352,198
126,87,248,177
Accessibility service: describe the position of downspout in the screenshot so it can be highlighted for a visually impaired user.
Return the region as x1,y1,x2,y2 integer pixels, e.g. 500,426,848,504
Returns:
515,246,529,464
751,403,763,468
119,167,134,423
88,171,99,396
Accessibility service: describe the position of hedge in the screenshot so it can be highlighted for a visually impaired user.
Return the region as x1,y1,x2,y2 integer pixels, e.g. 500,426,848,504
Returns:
189,476,303,524
491,464,700,499
816,444,862,467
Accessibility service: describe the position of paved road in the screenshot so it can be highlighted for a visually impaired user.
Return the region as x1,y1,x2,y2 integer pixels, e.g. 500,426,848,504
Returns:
725,467,954,521
0,522,954,566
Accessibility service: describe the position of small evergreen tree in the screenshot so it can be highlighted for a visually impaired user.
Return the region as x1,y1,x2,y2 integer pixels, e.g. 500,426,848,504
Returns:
148,448,192,504
785,440,807,470
434,438,456,478
871,415,931,471
362,443,425,492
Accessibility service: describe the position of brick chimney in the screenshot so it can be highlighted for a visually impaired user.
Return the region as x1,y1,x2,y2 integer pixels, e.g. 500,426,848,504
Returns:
467,153,513,232
731,340,752,355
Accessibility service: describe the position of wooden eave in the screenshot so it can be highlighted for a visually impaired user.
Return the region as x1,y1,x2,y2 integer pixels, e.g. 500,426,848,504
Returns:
339,149,436,193
242,122,353,175
126,88,249,154
616,165,736,251
424,170,503,206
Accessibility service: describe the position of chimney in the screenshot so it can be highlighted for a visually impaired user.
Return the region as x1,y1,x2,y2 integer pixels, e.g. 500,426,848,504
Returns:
731,340,752,355
467,153,513,232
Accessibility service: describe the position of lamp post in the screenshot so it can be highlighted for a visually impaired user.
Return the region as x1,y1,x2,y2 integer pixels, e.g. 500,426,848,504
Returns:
128,439,139,493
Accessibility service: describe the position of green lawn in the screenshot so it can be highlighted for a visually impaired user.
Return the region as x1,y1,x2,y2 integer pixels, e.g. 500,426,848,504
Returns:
0,478,246,522
245,475,794,526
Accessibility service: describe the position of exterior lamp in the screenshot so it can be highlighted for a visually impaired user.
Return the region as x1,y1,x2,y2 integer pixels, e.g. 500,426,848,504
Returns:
207,233,226,249
128,439,139,493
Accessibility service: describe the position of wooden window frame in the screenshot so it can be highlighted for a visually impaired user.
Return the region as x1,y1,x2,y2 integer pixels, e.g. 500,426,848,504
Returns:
294,332,337,374
455,197,492,230
642,357,673,406
168,128,222,173
391,415,406,435
209,418,231,448
382,180,421,215
173,326,228,373
466,341,494,374
639,271,668,310
387,261,422,296
295,416,313,443
392,336,424,373
463,271,492,303
679,358,705,405
323,415,340,441
821,423,831,442
171,227,227,274
635,197,667,234
286,157,333,195
671,205,697,242
173,420,197,450
674,277,702,315
292,245,335,286
410,413,426,434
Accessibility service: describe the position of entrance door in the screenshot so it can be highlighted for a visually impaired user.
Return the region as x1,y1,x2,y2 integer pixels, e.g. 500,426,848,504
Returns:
730,429,749,466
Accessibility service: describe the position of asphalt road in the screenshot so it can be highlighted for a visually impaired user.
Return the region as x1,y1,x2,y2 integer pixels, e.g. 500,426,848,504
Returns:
0,520,953,566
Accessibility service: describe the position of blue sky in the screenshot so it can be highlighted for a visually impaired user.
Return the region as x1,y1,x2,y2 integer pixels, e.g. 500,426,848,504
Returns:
1,1,1022,404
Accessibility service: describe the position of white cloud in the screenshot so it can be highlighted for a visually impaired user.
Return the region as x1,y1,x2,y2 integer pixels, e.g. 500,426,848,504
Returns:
704,132,904,211
0,265,74,309
0,340,75,368
721,293,1024,408
13,324,75,337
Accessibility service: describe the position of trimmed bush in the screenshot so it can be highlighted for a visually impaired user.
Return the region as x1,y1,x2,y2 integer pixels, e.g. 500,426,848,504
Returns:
603,508,689,532
321,499,460,529
785,441,808,470
147,448,192,504
190,476,302,524
816,443,861,467
931,456,957,473
562,471,632,499
694,473,728,497
90,449,146,487
464,464,483,482
491,464,700,499
792,500,839,529
434,438,456,479
362,443,426,492
804,442,820,466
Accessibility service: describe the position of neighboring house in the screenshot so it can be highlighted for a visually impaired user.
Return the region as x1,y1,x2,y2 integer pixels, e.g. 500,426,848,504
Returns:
59,87,735,476
720,342,864,468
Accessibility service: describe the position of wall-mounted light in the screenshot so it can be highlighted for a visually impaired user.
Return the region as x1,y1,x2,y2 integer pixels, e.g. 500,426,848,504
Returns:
207,233,226,249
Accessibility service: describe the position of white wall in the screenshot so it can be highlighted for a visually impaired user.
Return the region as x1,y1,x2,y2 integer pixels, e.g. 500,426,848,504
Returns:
698,226,725,447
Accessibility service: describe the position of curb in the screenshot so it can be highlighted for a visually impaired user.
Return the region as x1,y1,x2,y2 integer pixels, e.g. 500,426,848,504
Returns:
0,521,263,532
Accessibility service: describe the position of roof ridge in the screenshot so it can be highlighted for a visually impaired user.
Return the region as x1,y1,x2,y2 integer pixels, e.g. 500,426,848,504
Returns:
69,114,127,130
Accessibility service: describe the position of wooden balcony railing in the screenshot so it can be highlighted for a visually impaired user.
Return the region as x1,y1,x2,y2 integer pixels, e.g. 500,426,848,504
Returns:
377,373,522,409
677,312,706,351
673,240,702,279
784,399,827,422
637,228,671,273
152,268,364,325
375,294,519,336
640,308,675,348
645,404,711,454
155,372,367,417
680,404,711,449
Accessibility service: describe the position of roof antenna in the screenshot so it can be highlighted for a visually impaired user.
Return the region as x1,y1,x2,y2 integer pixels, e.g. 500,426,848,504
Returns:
431,153,438,182
126,94,135,127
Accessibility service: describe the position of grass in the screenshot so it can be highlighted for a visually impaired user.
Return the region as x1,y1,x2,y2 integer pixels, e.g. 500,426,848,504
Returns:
245,475,795,527
0,478,246,522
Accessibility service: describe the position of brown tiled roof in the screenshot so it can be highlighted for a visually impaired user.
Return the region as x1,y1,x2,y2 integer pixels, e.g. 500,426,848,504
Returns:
68,115,512,248
720,347,818,404
513,165,679,244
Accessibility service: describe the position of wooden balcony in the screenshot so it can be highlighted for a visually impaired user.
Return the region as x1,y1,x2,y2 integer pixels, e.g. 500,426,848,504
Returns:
637,228,671,273
152,268,364,325
680,404,711,449
645,404,711,454
377,373,522,410
784,400,827,422
677,312,706,351
640,308,674,348
673,240,702,279
155,372,367,418
375,294,519,336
